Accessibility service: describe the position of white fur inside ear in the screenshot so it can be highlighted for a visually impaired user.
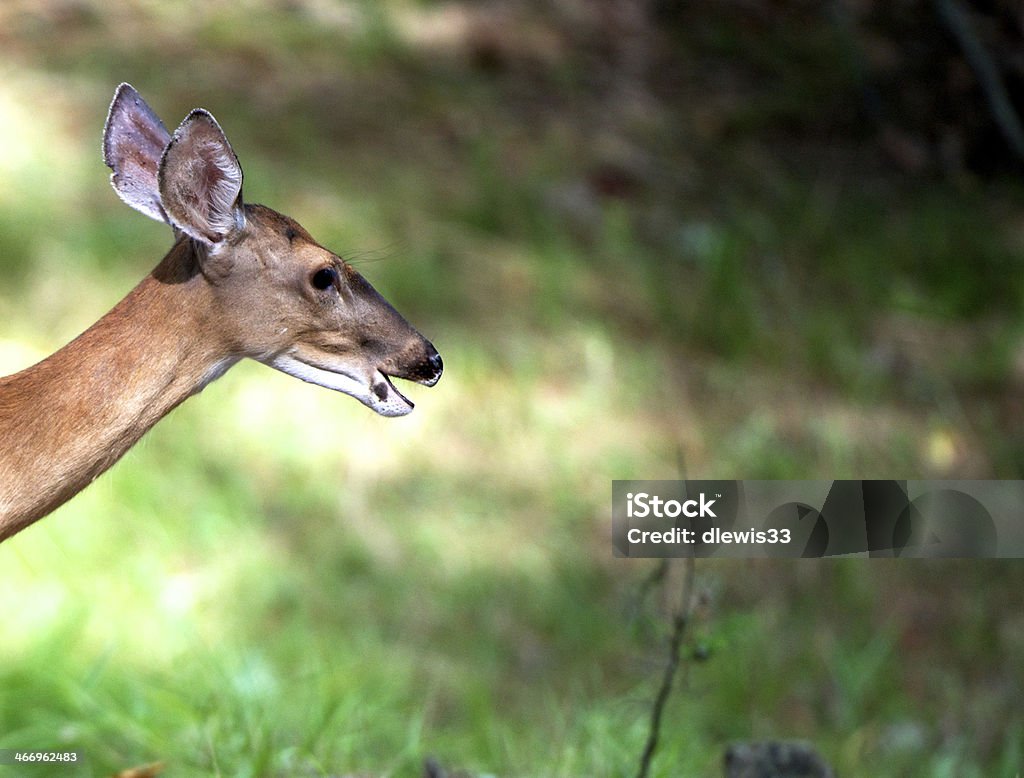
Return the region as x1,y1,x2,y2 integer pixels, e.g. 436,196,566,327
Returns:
159,109,245,245
102,83,172,225
199,138,245,240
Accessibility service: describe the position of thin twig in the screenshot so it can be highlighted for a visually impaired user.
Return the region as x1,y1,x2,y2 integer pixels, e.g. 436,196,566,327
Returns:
635,558,696,778
935,0,1024,163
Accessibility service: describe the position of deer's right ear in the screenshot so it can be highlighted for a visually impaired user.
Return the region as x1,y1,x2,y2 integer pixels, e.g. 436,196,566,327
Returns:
158,109,245,248
103,83,172,224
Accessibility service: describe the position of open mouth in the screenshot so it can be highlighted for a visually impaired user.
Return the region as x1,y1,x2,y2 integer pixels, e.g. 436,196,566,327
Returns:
371,369,417,417
266,353,438,417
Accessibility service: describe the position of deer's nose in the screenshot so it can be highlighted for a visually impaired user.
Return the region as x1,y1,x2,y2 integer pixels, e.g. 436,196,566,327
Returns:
427,346,443,378
417,343,443,386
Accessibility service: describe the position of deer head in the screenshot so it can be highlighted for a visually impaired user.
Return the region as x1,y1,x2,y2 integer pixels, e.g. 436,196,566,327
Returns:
103,83,442,416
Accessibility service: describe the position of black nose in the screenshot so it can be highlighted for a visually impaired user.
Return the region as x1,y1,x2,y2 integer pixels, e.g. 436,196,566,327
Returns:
406,342,442,386
427,347,443,377
418,344,442,386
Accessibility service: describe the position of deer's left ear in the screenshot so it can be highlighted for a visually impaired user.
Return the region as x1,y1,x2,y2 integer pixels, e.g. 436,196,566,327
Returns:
103,83,172,225
158,109,245,247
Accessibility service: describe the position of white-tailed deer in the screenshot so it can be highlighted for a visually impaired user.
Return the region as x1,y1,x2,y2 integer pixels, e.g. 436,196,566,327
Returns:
0,84,442,541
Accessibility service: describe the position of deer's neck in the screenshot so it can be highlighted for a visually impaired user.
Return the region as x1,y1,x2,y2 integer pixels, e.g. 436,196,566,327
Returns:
0,244,233,540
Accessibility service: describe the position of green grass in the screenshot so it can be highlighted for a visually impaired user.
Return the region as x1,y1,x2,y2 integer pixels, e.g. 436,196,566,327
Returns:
1,2,1023,775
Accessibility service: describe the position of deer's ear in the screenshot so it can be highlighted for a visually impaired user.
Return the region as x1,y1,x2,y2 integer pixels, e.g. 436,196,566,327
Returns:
158,109,245,247
103,83,171,224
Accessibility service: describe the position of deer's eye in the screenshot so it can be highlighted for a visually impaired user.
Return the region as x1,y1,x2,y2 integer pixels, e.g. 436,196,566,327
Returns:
285,227,298,242
311,267,338,291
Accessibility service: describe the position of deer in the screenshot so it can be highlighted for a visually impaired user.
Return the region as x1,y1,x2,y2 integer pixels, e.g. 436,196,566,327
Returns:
0,84,442,542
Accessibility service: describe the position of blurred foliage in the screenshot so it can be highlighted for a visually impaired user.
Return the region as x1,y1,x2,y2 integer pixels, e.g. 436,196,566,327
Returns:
1,0,1023,776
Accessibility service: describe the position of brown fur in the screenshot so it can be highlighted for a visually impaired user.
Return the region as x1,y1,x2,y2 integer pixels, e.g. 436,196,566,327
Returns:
0,86,439,542
0,206,439,541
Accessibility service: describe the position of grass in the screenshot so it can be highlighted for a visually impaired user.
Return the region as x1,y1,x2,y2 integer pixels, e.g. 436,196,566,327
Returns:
1,1,1024,775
